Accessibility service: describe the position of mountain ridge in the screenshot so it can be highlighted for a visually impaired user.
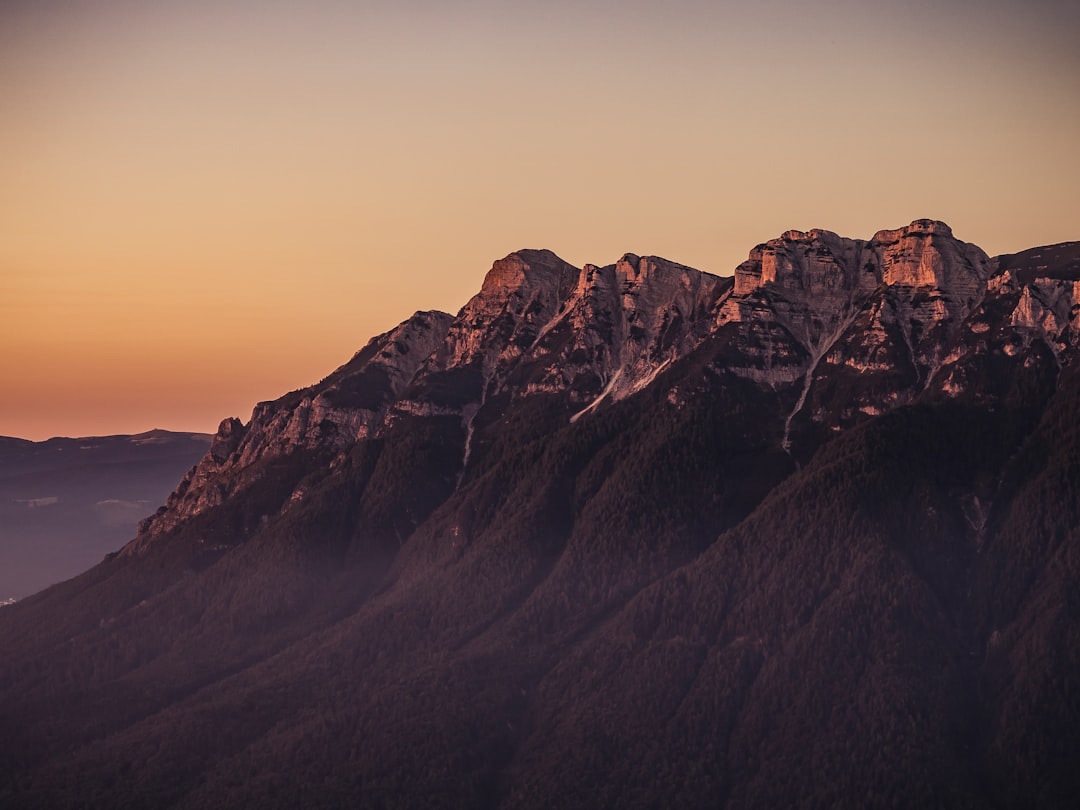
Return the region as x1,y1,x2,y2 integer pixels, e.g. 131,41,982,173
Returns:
130,218,1065,557
2,221,1079,808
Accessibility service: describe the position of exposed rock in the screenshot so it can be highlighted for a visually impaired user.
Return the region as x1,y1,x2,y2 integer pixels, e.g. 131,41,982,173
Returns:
128,222,1074,547
128,310,455,549
715,220,996,446
208,418,246,463
438,249,579,373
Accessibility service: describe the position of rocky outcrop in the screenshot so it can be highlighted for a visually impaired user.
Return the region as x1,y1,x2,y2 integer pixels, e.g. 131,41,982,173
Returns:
435,249,580,374
208,418,246,463
714,220,996,445
398,250,727,413
930,242,1080,403
129,310,455,548
722,220,992,367
519,253,728,419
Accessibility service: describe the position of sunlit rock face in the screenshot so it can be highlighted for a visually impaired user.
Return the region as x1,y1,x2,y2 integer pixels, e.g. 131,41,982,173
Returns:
437,249,580,373
399,249,728,412
714,220,997,440
130,223,1079,551
130,310,455,548
508,252,729,419
732,219,990,301
724,220,992,356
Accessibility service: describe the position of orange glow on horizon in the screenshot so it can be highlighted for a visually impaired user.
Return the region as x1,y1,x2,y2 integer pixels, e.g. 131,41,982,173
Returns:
2,0,1078,440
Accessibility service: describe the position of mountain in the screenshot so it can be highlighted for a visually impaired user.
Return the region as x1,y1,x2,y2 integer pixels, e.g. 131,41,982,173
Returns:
0,430,211,601
2,223,1079,808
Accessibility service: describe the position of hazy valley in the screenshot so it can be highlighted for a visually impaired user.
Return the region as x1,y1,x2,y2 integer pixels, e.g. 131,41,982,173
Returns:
0,431,210,601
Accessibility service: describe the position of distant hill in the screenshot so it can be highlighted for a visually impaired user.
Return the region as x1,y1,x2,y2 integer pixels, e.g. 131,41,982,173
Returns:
0,430,211,600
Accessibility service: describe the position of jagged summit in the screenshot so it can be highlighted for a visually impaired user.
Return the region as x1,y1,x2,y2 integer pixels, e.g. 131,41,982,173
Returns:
477,249,578,298
733,218,989,296
130,220,1080,550
875,216,952,237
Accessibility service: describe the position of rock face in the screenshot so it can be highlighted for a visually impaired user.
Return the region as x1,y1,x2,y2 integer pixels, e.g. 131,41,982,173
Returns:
132,222,1080,549
134,248,730,548
6,225,1080,810
719,219,996,442
131,310,454,547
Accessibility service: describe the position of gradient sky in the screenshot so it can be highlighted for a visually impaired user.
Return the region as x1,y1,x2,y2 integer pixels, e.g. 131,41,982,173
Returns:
2,0,1078,440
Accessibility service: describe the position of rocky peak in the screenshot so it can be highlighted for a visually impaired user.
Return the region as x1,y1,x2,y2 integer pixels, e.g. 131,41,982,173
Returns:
724,220,992,325
434,250,580,373
411,250,726,403
518,253,727,418
208,418,247,464
615,253,710,288
731,219,990,300
714,221,999,447
732,227,872,298
871,219,991,296
874,218,954,240
478,249,577,299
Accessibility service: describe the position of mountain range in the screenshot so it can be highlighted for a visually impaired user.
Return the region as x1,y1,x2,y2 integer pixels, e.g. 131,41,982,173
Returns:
2,220,1079,808
0,430,211,601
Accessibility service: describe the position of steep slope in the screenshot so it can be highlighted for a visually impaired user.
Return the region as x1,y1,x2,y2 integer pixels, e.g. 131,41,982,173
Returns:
1,225,1079,808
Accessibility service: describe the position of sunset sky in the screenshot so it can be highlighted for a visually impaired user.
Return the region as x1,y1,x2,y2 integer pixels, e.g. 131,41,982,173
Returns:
2,0,1078,441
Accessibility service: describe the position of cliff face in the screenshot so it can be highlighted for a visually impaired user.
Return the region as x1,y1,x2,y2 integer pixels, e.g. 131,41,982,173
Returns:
132,221,1078,551
132,248,730,549
131,310,455,547
717,220,997,439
